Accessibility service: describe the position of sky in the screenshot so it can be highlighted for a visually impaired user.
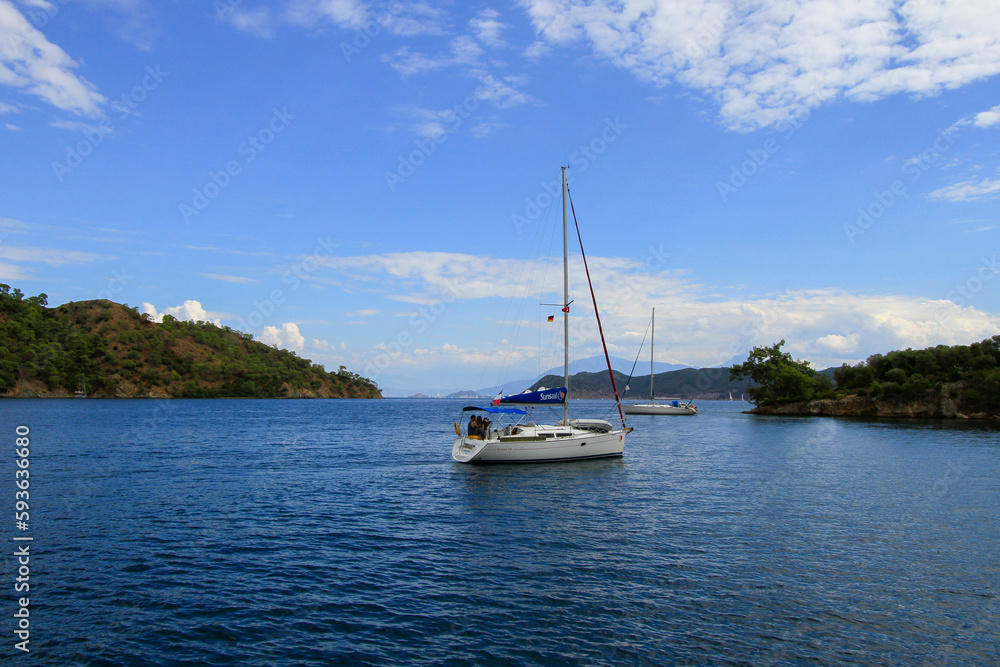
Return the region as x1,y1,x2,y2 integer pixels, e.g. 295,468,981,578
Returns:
1,0,999,397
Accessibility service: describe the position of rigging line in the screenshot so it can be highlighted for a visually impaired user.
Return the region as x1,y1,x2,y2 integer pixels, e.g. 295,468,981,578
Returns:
567,185,626,426
623,314,652,399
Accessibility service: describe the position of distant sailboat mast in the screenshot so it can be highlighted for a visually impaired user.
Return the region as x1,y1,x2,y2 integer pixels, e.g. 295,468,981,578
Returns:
649,307,655,401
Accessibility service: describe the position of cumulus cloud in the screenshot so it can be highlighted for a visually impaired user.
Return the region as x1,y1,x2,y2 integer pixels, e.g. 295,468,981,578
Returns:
260,322,305,353
0,0,106,116
973,103,1000,128
142,300,226,325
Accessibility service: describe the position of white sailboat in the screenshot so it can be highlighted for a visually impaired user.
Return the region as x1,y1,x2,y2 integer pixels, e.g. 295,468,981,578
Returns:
451,167,631,463
623,308,698,415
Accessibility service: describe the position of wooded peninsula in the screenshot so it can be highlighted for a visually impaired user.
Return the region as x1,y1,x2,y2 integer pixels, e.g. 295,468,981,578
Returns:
0,285,381,399
730,338,1000,419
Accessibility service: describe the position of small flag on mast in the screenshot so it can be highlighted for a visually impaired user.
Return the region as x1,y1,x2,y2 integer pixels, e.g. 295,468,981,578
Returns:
547,315,554,322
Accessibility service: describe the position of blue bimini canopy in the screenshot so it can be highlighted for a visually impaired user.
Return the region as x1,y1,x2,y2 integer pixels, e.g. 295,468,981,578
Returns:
498,387,567,405
462,406,527,415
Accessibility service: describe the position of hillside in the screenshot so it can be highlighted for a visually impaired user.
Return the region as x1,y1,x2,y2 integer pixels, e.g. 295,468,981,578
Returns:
736,337,1000,419
528,367,751,400
0,286,381,399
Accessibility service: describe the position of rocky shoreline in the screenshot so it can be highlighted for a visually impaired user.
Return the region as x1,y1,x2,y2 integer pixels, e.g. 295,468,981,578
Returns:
747,385,999,420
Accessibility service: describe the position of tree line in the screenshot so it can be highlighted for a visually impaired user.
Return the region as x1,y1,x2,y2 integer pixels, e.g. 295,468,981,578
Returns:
730,337,1000,412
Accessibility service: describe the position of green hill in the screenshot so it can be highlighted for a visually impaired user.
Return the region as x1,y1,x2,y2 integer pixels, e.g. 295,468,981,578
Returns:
732,337,1000,418
0,285,380,399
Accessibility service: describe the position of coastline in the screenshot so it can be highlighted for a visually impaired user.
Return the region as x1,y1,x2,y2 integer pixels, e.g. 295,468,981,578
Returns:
746,393,999,420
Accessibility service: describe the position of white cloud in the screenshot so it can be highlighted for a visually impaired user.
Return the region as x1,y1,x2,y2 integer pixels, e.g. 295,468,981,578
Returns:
382,36,485,76
142,300,226,325
815,332,861,354
223,6,275,38
390,72,532,139
49,118,114,134
929,175,1000,201
284,0,370,30
0,260,29,280
260,322,305,353
519,0,1000,130
0,0,106,116
469,8,506,48
321,250,1000,377
84,0,159,51
201,273,261,285
973,103,1000,128
222,0,446,38
0,243,107,265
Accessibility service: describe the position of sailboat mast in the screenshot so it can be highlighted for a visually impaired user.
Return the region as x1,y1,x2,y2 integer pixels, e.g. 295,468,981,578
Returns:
561,166,570,426
650,307,655,401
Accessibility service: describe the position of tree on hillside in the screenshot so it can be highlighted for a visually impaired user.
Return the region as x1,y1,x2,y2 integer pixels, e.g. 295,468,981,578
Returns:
730,340,828,406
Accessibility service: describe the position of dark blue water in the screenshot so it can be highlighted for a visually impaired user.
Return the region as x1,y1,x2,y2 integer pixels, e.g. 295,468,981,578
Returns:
1,398,998,665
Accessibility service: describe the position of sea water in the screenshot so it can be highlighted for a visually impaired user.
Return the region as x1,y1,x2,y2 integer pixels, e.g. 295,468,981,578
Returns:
1,398,997,665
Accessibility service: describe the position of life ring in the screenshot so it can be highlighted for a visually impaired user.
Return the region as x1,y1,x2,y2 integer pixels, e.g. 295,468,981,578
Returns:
454,422,460,435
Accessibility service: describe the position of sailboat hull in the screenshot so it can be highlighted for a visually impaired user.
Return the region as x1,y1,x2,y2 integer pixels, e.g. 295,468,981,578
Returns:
623,403,697,415
452,427,625,463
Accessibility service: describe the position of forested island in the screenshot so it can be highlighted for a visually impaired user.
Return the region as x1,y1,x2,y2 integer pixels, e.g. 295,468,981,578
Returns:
0,285,381,399
730,338,1000,419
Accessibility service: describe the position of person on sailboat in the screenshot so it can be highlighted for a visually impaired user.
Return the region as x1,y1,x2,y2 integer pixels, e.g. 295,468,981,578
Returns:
468,415,480,439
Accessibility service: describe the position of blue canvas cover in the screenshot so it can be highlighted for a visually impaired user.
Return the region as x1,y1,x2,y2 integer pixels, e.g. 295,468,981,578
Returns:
463,406,527,415
498,387,567,405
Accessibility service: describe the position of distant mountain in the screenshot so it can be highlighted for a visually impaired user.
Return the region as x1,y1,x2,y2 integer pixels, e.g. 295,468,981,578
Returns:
445,390,483,399
478,355,689,397
525,367,752,400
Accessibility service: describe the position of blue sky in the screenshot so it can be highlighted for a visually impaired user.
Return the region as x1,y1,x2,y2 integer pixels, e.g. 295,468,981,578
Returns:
2,0,999,396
